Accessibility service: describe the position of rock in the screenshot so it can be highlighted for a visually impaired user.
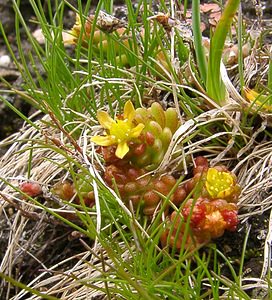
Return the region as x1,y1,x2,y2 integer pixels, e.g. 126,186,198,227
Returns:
0,55,11,67
32,28,46,44
32,28,74,46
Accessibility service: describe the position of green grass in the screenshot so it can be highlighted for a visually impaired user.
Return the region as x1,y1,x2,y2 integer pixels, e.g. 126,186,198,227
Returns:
206,0,240,103
0,0,271,299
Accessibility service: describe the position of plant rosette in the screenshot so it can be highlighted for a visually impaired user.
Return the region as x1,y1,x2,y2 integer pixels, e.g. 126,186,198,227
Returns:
92,101,180,171
161,197,239,251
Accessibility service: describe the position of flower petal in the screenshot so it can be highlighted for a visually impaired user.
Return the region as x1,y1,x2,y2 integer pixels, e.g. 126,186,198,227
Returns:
130,123,145,138
244,87,260,102
115,141,129,159
91,135,115,146
97,111,115,130
217,188,232,198
123,100,135,123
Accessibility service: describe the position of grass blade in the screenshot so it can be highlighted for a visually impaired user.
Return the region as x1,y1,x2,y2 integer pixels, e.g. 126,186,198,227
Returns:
206,0,240,103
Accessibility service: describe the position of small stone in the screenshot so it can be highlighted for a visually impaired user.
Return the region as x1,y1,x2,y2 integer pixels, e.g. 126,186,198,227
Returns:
0,55,11,67
32,28,45,44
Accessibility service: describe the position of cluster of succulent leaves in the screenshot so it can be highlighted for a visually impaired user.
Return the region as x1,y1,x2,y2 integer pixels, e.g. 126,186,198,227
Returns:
69,13,133,67
90,101,240,250
92,100,180,170
68,11,189,75
161,157,240,250
38,98,241,252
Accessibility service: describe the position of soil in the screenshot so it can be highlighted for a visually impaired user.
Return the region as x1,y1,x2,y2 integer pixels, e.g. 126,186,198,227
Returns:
0,1,272,299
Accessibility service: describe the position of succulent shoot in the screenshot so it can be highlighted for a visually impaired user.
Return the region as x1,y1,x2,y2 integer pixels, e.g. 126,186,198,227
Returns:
131,102,180,170
93,101,180,170
90,100,240,251
20,182,42,197
160,156,240,251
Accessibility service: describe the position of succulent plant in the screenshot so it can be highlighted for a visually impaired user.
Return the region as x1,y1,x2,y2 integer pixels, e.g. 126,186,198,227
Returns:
91,99,240,250
160,156,240,251
92,101,180,171
20,182,42,197
178,157,240,203
68,13,189,71
68,13,132,66
161,197,238,250
129,102,180,170
52,180,95,207
103,162,183,216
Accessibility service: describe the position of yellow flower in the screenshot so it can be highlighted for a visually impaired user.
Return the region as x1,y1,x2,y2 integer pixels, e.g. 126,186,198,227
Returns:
244,87,272,111
244,87,260,102
65,14,82,45
91,101,145,159
66,14,92,45
205,168,235,199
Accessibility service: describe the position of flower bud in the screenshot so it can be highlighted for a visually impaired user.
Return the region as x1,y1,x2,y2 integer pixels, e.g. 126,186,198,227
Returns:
20,182,42,197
